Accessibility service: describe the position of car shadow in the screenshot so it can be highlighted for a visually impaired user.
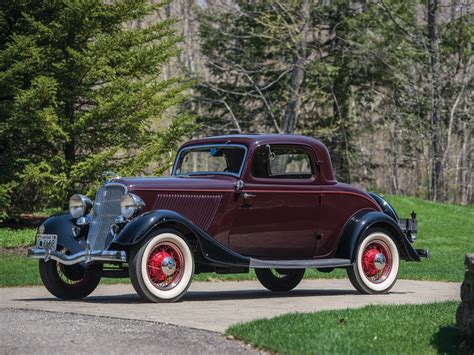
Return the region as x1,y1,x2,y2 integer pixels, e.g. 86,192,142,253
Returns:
14,287,409,304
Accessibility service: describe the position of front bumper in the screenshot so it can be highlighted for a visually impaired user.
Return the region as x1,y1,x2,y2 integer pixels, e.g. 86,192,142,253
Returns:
27,247,127,265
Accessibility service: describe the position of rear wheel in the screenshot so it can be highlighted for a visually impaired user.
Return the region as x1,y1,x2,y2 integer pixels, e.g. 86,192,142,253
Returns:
129,229,194,303
38,248,101,299
347,228,400,294
255,268,305,291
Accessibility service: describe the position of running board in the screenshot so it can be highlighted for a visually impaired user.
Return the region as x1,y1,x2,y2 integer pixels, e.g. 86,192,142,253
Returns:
249,258,352,269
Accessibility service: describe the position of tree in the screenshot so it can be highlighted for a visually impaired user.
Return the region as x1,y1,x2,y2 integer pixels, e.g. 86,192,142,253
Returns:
191,0,363,181
427,0,443,201
0,0,194,218
190,0,472,202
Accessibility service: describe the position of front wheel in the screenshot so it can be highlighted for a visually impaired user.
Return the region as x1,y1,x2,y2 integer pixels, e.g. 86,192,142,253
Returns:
129,229,194,303
38,252,101,300
255,268,305,292
347,228,400,294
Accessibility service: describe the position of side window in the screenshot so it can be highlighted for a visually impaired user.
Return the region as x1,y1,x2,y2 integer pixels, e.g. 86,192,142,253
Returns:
252,145,314,179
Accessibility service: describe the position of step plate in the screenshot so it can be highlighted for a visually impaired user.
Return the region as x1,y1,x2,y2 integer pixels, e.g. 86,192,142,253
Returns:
249,258,352,269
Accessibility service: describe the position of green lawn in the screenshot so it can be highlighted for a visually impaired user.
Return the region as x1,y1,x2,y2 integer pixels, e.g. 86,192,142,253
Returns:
227,302,461,355
0,228,36,248
1,195,472,286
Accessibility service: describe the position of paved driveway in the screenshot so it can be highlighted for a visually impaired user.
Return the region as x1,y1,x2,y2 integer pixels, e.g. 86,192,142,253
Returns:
0,279,460,332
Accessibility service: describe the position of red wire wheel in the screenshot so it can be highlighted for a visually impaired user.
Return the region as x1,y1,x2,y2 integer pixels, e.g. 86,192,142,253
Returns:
146,241,184,291
347,228,400,294
129,229,194,303
361,240,392,284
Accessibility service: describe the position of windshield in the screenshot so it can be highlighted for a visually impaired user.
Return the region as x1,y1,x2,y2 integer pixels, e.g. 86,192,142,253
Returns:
173,145,246,177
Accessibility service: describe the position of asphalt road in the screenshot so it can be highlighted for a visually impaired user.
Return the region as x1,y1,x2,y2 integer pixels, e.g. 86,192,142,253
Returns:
0,308,260,355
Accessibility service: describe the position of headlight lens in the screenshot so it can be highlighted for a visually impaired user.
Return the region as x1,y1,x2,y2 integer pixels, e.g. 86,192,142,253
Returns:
69,194,93,219
120,193,145,219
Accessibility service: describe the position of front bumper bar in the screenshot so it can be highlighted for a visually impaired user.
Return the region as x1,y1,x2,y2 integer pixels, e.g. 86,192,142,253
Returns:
27,248,127,265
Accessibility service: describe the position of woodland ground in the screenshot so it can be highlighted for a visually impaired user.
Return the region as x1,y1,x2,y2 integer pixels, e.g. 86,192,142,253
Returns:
0,195,472,287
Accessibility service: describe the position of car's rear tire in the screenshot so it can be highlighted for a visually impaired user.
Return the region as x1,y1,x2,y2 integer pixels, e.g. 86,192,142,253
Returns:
347,228,400,294
38,250,101,300
255,268,305,291
129,229,194,303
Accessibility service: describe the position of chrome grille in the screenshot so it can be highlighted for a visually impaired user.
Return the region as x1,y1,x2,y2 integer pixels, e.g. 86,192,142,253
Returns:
87,184,126,251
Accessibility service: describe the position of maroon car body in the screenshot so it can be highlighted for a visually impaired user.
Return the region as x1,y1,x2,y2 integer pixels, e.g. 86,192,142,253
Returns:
119,135,380,259
28,134,426,302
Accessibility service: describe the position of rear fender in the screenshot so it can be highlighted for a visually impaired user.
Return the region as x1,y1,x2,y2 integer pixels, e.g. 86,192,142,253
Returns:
336,210,420,262
40,213,85,254
111,210,250,267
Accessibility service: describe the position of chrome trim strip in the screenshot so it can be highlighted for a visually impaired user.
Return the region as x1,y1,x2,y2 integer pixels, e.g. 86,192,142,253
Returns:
27,247,127,265
172,143,248,178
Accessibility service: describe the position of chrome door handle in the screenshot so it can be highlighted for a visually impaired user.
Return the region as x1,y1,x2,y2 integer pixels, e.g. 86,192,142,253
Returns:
243,193,256,199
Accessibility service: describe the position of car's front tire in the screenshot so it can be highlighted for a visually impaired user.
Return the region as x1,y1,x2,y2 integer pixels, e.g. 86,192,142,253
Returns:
129,229,194,303
38,249,101,300
255,268,305,291
347,228,400,294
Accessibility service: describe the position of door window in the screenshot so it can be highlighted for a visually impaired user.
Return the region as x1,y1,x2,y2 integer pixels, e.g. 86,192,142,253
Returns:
252,145,314,179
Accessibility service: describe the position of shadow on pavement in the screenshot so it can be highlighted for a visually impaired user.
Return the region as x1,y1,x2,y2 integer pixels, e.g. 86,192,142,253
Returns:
12,287,412,304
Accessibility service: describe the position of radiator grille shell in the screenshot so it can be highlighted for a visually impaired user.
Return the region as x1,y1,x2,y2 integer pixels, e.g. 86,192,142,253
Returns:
87,183,127,251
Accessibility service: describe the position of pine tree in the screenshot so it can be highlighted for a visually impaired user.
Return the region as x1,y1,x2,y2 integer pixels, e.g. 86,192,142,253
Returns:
0,0,195,218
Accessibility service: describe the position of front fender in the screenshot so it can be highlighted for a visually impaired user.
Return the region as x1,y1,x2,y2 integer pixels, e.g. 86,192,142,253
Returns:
336,210,420,262
40,213,85,254
111,210,250,267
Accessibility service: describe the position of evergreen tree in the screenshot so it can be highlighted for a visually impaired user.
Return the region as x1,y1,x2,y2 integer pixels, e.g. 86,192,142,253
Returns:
0,0,194,218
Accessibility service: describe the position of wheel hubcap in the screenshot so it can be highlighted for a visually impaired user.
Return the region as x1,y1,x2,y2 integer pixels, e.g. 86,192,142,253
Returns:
361,240,391,283
373,253,386,271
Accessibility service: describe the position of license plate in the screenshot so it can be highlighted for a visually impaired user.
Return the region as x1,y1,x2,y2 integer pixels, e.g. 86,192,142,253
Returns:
36,234,58,251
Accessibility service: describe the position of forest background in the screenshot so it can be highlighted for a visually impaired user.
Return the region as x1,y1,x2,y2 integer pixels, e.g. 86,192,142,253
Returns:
0,0,472,220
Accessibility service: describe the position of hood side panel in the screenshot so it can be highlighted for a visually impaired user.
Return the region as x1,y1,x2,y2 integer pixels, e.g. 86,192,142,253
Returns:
153,193,223,231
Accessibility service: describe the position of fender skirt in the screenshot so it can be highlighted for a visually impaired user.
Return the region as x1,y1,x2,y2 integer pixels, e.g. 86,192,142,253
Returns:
111,210,250,267
336,210,420,262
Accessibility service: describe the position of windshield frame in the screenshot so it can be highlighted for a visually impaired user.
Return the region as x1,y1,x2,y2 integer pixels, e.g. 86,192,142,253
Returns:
172,143,248,178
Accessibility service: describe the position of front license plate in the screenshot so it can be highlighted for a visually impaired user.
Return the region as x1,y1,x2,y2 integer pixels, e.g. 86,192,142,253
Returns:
36,234,58,251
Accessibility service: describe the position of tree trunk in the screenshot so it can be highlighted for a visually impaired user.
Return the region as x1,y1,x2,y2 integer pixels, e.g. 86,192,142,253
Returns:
281,0,309,134
428,0,444,201
330,6,352,184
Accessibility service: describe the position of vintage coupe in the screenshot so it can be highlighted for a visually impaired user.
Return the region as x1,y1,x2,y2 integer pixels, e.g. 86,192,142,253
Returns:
28,135,427,302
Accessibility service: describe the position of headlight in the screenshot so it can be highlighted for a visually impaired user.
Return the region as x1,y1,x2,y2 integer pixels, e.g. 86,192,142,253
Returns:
69,194,93,219
120,193,145,219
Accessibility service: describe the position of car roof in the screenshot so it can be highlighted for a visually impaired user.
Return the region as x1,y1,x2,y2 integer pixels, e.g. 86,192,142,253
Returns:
180,134,325,150
180,134,337,183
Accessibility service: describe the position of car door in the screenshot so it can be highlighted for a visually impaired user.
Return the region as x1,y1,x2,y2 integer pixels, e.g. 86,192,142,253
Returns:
228,144,318,259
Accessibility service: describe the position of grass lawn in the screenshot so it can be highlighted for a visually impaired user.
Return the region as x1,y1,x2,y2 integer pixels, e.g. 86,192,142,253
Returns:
227,302,461,355
0,228,36,248
1,195,472,286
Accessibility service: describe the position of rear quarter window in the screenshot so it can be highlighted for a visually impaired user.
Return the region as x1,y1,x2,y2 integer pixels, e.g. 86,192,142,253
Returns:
252,145,314,179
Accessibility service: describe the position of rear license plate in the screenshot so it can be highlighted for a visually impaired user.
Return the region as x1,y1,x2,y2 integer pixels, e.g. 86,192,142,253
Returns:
36,234,58,251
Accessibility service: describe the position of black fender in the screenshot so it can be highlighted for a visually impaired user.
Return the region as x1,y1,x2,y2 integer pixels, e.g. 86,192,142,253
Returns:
111,210,250,267
368,192,399,221
336,210,420,262
40,213,86,254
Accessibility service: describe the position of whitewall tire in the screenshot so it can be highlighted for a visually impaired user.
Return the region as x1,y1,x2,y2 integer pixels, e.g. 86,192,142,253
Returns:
347,228,400,294
129,229,194,303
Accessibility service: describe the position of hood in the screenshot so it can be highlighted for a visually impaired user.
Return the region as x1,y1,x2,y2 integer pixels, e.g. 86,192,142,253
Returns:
112,175,237,193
